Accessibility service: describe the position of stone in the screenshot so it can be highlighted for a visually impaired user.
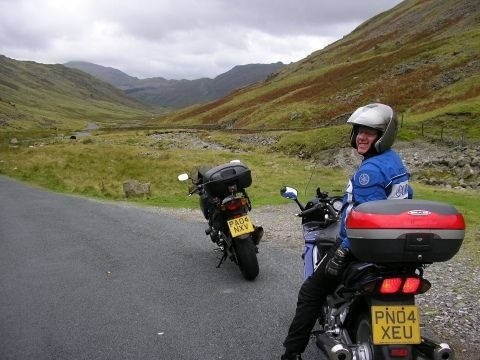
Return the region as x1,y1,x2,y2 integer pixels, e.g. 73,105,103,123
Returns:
123,180,151,198
461,164,475,179
289,112,301,121
10,138,18,144
456,156,467,167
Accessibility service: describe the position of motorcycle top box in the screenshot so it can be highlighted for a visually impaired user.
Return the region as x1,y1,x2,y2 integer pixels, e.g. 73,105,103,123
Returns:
203,162,252,197
346,199,465,263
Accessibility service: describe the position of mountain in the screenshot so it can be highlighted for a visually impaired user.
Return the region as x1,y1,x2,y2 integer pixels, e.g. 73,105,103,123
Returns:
63,61,139,89
163,0,480,130
64,61,286,108
0,56,151,131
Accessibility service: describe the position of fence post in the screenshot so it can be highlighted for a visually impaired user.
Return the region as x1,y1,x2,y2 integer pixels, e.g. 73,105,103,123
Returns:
421,123,424,137
401,113,404,128
440,125,443,142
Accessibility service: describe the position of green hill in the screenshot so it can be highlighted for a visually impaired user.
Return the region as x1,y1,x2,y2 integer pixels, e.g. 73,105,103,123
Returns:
0,55,152,132
163,0,480,136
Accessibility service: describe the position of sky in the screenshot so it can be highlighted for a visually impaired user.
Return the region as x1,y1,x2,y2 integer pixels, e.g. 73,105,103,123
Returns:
0,0,404,80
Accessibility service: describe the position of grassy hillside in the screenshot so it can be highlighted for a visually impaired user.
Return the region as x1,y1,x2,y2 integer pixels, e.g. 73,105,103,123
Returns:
161,0,480,138
0,55,152,132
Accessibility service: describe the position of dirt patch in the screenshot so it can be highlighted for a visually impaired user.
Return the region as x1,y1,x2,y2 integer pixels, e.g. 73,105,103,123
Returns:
150,131,228,151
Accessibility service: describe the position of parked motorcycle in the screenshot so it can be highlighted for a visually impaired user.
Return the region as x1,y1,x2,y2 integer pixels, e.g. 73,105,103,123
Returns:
178,160,263,280
281,186,465,360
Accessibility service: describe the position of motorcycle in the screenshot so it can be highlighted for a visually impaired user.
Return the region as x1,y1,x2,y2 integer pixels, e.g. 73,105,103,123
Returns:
281,186,465,360
178,160,263,280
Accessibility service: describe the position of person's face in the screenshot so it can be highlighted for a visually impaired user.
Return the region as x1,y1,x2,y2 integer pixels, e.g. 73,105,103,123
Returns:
356,127,378,155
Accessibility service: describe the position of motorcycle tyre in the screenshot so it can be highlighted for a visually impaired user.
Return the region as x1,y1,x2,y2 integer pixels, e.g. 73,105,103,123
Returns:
233,236,259,281
352,311,382,360
353,311,413,360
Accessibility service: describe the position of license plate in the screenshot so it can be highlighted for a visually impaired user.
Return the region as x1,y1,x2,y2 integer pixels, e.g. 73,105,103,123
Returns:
371,305,421,345
227,215,254,237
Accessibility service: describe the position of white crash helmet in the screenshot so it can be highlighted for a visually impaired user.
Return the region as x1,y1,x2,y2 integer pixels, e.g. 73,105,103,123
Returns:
347,103,398,153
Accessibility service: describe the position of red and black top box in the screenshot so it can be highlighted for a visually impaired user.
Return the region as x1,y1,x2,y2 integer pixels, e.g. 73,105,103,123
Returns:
346,199,465,263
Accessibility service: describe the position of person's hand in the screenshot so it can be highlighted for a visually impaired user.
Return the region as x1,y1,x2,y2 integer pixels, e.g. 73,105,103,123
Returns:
325,246,350,277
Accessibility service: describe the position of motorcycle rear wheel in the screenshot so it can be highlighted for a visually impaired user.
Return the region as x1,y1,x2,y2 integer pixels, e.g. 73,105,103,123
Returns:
233,237,259,281
352,312,414,360
355,312,372,343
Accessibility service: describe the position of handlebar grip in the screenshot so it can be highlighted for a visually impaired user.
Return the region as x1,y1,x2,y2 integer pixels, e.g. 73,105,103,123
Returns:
298,203,321,217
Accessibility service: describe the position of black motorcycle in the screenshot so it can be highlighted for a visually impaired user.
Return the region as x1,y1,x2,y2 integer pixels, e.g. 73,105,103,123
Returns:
281,186,465,360
178,160,263,280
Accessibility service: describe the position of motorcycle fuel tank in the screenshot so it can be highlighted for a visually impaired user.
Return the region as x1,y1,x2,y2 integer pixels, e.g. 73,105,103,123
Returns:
346,199,465,263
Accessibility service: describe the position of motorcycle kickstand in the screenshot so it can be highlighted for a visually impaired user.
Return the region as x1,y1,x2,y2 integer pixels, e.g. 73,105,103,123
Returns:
216,252,227,268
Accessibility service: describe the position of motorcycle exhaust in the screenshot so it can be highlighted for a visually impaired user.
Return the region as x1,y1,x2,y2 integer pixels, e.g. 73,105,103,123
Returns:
416,337,454,360
315,333,353,360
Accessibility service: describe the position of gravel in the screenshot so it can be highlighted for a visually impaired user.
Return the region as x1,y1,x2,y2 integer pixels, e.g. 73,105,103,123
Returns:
158,204,480,360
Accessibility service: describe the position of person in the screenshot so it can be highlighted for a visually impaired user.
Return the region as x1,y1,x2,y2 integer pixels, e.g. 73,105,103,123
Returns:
281,103,413,360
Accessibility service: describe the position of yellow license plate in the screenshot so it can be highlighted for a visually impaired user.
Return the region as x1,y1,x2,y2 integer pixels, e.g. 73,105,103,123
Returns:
371,305,421,345
227,215,254,237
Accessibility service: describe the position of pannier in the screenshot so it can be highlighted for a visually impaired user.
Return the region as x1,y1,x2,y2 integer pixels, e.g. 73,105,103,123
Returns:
346,199,465,263
203,162,252,197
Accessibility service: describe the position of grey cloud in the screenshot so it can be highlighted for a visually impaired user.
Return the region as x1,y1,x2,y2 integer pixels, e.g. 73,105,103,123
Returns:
0,0,403,79
93,0,403,40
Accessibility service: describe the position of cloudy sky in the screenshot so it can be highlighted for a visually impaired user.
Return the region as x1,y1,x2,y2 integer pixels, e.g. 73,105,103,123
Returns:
0,0,403,80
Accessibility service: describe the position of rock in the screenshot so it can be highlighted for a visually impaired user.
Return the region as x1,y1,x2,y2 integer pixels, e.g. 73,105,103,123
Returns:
289,112,301,121
461,164,475,179
10,138,18,144
123,180,151,198
456,157,467,167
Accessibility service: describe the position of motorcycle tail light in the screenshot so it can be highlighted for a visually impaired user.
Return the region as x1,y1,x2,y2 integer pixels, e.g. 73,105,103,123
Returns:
378,277,431,295
222,198,248,211
389,347,409,357
406,277,431,294
402,277,421,294
379,277,402,294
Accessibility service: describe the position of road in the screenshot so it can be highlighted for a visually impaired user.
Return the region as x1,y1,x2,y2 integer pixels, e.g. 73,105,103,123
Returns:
0,176,322,360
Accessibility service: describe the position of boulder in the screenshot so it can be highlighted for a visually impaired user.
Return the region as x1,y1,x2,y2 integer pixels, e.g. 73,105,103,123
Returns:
123,180,151,198
456,156,468,167
461,164,475,179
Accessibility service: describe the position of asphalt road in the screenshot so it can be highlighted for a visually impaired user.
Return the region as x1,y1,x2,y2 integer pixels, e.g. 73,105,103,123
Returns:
0,176,322,360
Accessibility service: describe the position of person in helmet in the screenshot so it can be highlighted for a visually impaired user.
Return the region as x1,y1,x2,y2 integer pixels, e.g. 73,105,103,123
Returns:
281,103,413,360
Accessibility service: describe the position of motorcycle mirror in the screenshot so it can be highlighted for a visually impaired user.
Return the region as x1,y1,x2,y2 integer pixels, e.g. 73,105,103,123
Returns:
280,186,298,200
177,173,189,182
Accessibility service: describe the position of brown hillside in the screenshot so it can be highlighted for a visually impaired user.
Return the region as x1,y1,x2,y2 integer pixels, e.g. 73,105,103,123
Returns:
164,0,480,129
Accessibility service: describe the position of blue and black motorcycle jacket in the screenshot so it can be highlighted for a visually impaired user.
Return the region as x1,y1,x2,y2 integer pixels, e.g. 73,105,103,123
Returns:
339,149,413,249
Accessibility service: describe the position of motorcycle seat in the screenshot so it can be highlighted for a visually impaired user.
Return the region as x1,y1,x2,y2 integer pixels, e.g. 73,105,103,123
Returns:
341,262,380,290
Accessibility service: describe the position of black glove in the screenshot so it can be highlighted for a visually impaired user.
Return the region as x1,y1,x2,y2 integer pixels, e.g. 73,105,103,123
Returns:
325,246,350,277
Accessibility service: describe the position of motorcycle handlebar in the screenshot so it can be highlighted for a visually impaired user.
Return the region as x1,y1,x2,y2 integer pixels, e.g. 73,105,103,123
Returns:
296,203,322,217
188,184,202,196
296,200,340,219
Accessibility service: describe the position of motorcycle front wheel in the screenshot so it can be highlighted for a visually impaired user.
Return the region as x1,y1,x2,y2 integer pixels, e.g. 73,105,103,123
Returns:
233,237,259,281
